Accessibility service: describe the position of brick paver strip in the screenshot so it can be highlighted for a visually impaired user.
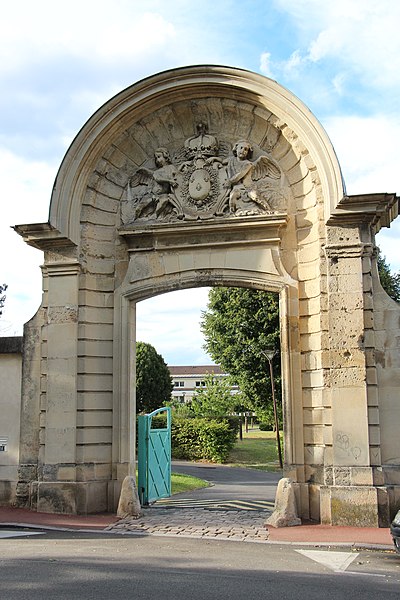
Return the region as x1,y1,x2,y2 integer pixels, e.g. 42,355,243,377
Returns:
106,506,272,543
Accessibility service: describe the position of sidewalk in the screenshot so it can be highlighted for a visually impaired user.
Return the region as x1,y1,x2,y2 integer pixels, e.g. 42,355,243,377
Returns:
0,506,118,531
0,505,394,550
266,521,393,548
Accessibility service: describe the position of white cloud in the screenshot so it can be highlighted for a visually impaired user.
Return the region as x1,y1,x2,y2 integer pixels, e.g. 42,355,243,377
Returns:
0,3,177,73
276,0,400,90
260,52,273,78
136,288,212,365
0,147,55,224
323,114,400,195
283,49,304,76
376,226,400,273
332,73,346,96
0,148,55,335
0,0,241,87
307,28,343,63
323,113,400,271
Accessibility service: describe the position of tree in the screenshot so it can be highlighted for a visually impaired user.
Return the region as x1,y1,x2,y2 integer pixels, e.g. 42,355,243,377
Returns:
190,373,241,418
135,341,173,413
200,252,400,421
201,287,280,420
0,283,7,317
377,250,400,302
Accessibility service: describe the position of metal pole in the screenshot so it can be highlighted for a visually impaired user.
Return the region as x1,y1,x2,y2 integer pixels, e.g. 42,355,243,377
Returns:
267,356,283,469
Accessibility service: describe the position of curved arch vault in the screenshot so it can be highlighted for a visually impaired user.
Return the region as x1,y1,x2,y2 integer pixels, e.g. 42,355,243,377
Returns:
12,66,400,526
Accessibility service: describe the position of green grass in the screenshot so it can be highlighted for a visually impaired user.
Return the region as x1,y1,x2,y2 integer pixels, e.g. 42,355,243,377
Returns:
136,470,209,495
171,472,210,494
226,428,283,472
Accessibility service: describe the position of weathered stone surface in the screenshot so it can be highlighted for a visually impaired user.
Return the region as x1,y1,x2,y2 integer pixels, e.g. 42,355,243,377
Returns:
37,482,78,514
117,476,141,518
265,478,301,528
320,485,380,527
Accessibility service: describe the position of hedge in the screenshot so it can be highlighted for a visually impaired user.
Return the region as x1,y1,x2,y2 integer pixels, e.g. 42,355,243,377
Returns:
171,417,237,463
142,414,239,463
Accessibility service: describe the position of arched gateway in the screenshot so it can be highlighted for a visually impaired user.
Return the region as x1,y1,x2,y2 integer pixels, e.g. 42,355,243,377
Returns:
13,66,400,526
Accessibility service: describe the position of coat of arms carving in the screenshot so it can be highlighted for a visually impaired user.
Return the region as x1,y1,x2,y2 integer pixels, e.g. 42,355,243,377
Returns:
121,124,288,225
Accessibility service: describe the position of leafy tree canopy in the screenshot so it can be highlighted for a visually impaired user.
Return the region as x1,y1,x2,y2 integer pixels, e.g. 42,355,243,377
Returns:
201,287,280,417
190,373,241,418
377,250,400,302
136,341,173,414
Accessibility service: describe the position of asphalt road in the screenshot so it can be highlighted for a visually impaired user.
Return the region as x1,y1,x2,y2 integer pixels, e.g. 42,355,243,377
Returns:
1,529,399,599
171,461,281,501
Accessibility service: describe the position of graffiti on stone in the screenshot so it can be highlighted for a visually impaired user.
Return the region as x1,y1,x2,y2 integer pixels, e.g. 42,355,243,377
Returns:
335,431,362,461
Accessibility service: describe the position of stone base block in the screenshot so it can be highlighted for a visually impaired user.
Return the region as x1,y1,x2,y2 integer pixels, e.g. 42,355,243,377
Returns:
308,483,321,522
108,479,123,512
287,480,400,527
386,485,400,521
0,480,15,505
320,485,381,527
36,481,111,515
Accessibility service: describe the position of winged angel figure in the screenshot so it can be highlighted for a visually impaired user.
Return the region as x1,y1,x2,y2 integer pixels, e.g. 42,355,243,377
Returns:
124,147,183,221
121,135,286,225
224,140,283,215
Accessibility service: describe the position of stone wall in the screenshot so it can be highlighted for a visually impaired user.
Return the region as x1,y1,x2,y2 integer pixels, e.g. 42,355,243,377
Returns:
370,252,400,520
0,337,23,504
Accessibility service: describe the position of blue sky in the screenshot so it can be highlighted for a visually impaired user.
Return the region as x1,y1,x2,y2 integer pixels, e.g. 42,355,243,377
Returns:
1,0,399,364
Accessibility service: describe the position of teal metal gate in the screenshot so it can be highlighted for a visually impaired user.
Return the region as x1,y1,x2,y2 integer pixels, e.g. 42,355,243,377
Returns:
138,407,171,505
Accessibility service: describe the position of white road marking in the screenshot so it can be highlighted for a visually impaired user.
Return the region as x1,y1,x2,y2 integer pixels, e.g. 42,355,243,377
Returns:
296,549,359,572
0,529,44,539
154,498,275,511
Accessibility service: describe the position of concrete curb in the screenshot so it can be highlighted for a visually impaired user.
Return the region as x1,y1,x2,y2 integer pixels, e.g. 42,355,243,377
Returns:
0,521,395,552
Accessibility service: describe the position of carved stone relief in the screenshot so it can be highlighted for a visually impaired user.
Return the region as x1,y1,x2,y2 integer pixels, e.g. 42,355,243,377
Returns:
120,123,288,225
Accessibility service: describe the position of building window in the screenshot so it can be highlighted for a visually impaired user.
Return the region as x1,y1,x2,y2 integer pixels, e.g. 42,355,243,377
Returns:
174,381,184,387
195,381,206,387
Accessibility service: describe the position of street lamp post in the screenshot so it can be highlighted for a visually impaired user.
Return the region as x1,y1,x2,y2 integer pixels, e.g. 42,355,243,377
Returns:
262,348,283,469
239,326,283,469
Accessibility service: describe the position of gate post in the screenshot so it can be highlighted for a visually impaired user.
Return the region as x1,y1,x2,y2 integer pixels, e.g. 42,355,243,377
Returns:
137,414,149,506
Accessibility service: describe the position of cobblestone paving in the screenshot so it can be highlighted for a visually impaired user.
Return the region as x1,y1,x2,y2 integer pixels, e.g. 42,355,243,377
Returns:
106,506,272,543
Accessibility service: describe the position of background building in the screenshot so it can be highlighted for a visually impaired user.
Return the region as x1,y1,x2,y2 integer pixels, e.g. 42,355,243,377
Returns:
169,365,238,404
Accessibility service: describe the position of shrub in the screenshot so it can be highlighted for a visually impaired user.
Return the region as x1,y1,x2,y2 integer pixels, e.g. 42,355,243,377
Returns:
259,421,273,431
171,417,237,463
138,412,239,463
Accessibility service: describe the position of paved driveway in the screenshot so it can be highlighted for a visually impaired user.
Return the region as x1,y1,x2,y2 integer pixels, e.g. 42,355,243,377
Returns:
108,462,281,541
170,461,281,502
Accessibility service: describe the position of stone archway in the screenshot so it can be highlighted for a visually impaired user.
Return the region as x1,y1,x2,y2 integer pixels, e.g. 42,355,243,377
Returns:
12,65,400,526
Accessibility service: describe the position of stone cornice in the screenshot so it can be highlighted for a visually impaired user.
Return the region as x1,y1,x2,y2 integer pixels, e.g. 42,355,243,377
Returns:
41,262,81,277
118,214,288,252
327,193,399,231
324,242,374,259
12,222,76,250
